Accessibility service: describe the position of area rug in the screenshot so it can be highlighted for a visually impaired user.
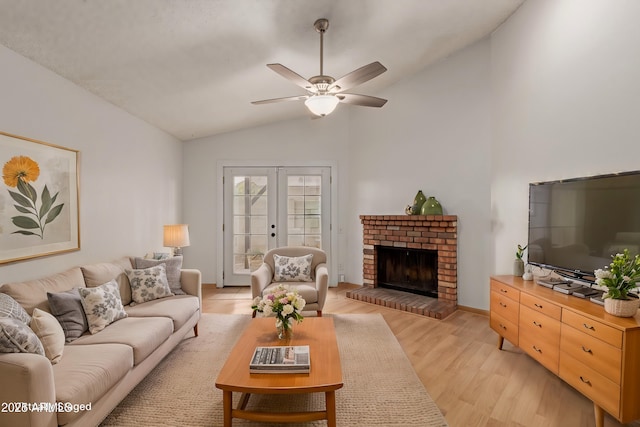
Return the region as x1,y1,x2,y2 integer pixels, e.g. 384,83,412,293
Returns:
101,313,448,426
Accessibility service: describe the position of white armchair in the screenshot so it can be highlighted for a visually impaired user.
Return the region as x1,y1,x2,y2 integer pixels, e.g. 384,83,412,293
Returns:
251,246,329,317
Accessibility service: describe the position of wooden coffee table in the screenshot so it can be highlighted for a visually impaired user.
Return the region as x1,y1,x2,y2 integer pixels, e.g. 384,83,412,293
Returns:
215,317,343,426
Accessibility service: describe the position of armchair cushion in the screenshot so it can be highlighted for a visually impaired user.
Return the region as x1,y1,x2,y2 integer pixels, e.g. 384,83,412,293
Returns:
273,254,313,282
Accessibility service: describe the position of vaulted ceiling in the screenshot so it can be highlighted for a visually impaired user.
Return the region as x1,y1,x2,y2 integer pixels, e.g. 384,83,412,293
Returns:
0,0,524,140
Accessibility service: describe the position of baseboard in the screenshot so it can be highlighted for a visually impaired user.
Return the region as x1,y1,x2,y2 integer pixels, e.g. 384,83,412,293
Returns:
458,305,489,317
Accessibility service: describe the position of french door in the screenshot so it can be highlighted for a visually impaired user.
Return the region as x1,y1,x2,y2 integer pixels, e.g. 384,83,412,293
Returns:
222,166,330,285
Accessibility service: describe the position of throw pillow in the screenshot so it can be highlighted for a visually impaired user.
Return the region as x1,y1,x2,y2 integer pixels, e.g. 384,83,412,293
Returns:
78,280,128,334
134,256,185,295
125,265,174,305
0,293,31,324
273,254,313,282
0,317,44,356
30,309,65,364
47,288,89,342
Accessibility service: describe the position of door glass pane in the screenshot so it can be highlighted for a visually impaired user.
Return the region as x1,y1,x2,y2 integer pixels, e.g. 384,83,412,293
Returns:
233,175,268,274
287,175,322,249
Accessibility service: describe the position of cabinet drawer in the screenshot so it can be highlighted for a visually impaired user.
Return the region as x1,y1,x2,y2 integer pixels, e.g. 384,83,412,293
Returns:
490,291,519,325
490,311,518,346
560,323,621,384
560,352,620,417
562,310,623,348
520,305,561,343
519,306,560,374
519,331,560,374
520,292,561,320
490,280,520,303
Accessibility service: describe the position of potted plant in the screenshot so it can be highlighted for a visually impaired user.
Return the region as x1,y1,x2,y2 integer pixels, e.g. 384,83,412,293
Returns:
513,244,527,277
594,249,640,317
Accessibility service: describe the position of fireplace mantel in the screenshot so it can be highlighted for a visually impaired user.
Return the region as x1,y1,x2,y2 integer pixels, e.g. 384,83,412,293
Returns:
360,214,458,306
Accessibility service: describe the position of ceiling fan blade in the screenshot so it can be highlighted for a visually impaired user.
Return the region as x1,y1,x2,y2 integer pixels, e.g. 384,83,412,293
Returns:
329,61,387,92
251,95,309,105
337,93,387,108
266,64,315,92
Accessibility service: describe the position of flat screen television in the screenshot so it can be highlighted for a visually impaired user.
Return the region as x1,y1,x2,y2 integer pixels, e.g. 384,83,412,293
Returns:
527,171,640,282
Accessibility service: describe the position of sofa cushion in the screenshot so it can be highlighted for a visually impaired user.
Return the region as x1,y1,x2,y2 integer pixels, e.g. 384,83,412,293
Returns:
0,317,44,356
78,280,128,334
125,295,199,331
30,309,65,364
273,254,314,282
0,293,31,324
69,316,173,365
264,283,318,304
47,288,88,343
53,343,133,425
0,267,85,315
125,265,174,305
135,256,185,295
81,257,133,305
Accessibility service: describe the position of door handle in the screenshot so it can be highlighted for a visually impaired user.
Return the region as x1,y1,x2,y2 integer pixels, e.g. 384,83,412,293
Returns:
271,233,276,237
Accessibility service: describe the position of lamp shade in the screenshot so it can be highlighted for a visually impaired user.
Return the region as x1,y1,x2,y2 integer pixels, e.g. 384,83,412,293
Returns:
305,95,339,116
163,224,190,248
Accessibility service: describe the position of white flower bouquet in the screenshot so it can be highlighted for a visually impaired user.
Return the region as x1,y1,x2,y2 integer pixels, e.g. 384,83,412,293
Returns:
252,284,306,336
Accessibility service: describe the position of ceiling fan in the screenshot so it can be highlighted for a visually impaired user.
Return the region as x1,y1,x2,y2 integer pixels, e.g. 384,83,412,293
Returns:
252,18,388,117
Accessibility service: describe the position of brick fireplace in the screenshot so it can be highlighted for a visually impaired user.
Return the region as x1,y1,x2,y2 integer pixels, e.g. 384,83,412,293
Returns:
347,214,458,319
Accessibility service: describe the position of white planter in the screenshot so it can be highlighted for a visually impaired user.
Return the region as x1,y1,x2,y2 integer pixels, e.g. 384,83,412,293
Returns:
604,297,640,317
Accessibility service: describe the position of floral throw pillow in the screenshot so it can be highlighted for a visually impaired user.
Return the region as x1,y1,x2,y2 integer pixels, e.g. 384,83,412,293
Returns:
0,317,44,356
125,265,174,305
0,293,31,325
273,254,313,282
78,280,127,334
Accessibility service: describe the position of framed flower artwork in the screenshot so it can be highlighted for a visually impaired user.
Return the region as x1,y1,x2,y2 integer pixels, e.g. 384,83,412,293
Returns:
0,131,79,264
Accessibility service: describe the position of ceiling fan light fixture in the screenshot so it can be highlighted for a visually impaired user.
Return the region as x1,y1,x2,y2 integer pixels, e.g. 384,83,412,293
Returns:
305,94,339,116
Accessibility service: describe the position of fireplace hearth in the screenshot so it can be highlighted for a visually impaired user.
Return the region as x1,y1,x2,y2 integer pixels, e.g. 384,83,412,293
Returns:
348,214,458,319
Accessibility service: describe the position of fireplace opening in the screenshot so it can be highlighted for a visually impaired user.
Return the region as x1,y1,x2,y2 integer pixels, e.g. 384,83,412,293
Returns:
376,246,438,298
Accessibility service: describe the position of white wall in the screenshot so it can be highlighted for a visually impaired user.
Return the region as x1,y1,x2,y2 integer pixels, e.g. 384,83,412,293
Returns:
0,45,183,283
347,39,493,309
183,114,351,284
491,0,640,275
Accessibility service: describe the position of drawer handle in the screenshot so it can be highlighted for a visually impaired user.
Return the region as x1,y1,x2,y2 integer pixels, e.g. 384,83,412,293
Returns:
579,376,592,386
499,323,507,330
533,321,542,328
499,302,507,308
581,346,593,354
532,345,542,353
582,323,595,331
534,303,543,309
500,289,508,293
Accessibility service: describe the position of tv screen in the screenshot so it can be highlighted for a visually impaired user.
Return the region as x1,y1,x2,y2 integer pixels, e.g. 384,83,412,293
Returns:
528,171,640,281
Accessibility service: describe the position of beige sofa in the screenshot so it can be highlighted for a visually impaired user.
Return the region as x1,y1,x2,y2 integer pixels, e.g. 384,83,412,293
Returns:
0,256,201,427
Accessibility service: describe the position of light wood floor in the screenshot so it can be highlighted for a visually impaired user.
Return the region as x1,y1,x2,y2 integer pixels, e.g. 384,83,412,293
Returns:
203,284,640,427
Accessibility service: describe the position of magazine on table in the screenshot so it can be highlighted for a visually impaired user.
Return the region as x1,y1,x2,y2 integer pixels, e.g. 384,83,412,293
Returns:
250,345,310,374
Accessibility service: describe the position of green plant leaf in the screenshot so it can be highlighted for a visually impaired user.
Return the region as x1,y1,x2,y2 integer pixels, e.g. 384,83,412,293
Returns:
39,185,52,219
45,203,64,224
11,230,39,236
17,178,37,203
12,215,40,229
13,205,31,214
8,190,32,208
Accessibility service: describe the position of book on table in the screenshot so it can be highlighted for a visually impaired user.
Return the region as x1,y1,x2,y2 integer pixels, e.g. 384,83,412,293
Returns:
250,345,310,374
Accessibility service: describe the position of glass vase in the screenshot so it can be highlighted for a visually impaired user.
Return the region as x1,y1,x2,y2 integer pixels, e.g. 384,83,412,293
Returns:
276,319,294,340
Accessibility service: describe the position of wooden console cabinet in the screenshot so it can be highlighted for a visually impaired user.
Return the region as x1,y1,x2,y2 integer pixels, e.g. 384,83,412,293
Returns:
490,275,640,427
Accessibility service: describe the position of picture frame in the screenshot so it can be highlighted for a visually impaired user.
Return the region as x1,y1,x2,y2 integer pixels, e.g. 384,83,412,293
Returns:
0,131,80,264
